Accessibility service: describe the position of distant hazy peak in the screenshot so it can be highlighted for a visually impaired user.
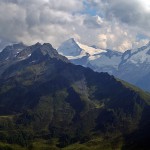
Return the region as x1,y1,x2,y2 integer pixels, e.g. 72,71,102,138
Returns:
57,38,82,56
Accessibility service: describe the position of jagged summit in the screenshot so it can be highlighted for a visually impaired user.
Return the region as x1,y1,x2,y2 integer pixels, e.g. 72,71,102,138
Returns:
57,39,150,91
0,40,150,149
57,38,82,56
68,38,76,42
0,42,26,61
0,40,150,150
57,39,122,74
122,41,150,64
0,42,69,76
17,42,69,62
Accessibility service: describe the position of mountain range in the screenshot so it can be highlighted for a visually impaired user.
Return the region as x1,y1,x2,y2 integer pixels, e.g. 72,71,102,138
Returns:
0,42,150,150
58,38,150,92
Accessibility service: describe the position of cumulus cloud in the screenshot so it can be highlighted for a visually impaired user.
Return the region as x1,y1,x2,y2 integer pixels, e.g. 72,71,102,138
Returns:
106,0,150,33
0,0,84,48
83,15,103,29
84,0,150,51
88,0,150,35
96,21,135,51
0,2,26,42
0,0,150,51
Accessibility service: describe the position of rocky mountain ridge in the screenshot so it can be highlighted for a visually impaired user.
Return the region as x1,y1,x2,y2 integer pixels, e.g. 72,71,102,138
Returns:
58,39,150,92
0,42,150,149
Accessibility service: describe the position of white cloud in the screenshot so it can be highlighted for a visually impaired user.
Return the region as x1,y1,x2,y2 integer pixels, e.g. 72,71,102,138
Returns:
0,0,86,48
0,0,149,51
98,34,107,49
84,0,150,51
83,15,103,29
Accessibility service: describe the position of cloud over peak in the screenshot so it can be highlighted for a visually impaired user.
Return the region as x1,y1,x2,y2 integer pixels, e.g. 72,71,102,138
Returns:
0,0,150,51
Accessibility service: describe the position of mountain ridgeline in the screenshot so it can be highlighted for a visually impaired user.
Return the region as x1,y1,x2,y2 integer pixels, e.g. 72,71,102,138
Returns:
58,39,150,92
0,42,150,150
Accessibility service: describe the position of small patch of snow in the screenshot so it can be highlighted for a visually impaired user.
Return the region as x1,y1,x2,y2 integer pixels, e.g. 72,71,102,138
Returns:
28,54,31,57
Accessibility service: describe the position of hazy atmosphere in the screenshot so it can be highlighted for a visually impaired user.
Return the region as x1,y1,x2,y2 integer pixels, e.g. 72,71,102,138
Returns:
1,1,150,150
1,0,150,51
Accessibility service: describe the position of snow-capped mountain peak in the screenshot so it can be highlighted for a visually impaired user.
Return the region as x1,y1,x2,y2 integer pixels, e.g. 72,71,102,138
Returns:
57,38,123,74
57,38,106,58
57,39,150,91
57,38,82,57
121,41,150,65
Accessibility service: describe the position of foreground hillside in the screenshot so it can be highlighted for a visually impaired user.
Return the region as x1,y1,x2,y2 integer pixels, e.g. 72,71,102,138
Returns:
0,43,150,150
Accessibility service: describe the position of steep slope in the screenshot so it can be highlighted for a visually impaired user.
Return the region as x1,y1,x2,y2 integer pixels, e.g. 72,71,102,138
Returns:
0,43,150,150
57,38,122,74
0,42,26,62
58,39,150,92
0,43,27,76
57,38,83,57
0,42,69,76
116,42,150,91
87,49,122,74
0,40,13,52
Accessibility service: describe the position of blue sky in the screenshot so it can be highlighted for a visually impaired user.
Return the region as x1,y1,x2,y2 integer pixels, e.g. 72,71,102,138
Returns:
82,1,98,16
0,0,150,51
